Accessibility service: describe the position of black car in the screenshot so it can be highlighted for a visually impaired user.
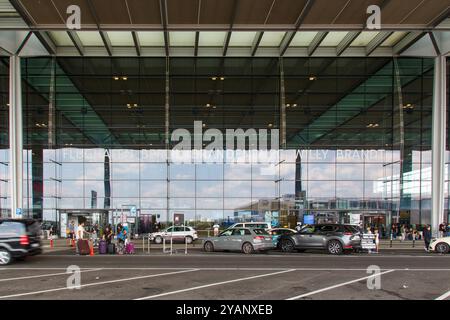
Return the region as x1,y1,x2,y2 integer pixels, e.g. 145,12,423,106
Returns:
279,224,362,255
0,219,43,265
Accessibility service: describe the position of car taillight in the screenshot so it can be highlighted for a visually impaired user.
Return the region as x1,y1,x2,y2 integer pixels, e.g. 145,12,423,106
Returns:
344,232,353,236
20,235,29,246
254,236,265,240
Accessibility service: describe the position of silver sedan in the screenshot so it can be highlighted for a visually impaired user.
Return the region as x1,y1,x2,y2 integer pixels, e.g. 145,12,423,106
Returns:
203,228,275,254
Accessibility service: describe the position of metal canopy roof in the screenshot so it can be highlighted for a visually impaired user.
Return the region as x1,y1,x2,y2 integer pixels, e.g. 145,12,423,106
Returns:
0,0,449,57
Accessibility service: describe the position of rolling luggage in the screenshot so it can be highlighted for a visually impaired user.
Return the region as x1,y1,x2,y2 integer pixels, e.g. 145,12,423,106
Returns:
107,243,116,255
99,240,107,254
77,239,90,256
125,242,135,254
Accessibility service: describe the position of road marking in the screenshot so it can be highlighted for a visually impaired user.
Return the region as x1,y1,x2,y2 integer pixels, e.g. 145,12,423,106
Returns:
0,269,198,299
286,269,395,300
2,267,450,271
435,290,450,300
0,268,102,283
135,269,296,300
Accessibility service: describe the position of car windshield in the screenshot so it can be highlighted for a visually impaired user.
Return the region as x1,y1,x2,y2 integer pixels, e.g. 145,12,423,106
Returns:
253,229,269,235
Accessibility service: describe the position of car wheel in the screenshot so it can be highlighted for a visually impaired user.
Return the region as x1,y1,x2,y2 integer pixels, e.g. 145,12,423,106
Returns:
280,239,295,252
242,242,254,254
203,241,214,252
435,242,450,254
185,236,193,244
154,236,163,244
0,249,12,265
327,240,343,255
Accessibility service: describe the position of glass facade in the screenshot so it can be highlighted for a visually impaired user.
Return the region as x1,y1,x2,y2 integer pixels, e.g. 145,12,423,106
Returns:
0,57,9,217
18,57,435,234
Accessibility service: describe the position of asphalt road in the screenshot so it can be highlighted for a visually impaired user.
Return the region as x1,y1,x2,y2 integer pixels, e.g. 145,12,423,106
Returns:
1,251,450,300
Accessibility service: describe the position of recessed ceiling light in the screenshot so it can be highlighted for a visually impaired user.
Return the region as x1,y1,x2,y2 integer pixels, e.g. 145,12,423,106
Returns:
122,77,128,81
206,103,211,108
268,123,273,128
113,76,120,81
286,104,291,107
293,104,297,107
309,76,317,81
220,77,225,81
211,77,217,81
212,106,217,109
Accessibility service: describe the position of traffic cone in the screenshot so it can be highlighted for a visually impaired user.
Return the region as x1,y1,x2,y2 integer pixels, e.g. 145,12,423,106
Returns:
90,244,94,256
71,239,75,247
50,238,54,248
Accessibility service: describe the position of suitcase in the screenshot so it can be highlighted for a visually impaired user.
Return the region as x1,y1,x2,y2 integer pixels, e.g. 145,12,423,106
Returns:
107,243,116,255
77,239,90,255
99,240,107,255
125,242,135,254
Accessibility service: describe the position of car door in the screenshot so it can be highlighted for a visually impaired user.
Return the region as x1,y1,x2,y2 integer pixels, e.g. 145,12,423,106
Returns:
213,229,233,250
229,228,247,251
296,225,321,248
314,225,336,248
163,227,173,240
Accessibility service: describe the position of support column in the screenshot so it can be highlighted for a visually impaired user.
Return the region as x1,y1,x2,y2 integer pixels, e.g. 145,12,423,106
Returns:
9,55,23,219
431,55,447,237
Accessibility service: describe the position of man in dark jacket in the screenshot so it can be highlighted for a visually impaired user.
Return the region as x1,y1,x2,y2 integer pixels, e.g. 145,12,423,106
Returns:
423,225,432,252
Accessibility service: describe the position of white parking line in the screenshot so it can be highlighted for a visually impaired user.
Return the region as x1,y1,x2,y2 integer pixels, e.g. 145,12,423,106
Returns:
0,269,198,299
135,269,296,300
435,290,450,300
0,268,102,283
286,269,396,300
2,267,450,271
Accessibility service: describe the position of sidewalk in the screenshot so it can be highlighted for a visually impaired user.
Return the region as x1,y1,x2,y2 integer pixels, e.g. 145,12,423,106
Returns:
40,238,427,255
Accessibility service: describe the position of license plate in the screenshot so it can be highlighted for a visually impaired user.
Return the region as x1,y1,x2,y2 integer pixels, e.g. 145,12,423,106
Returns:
31,243,40,248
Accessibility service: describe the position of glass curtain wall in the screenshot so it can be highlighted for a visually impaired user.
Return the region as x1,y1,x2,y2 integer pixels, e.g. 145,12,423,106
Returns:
21,57,434,235
0,57,9,217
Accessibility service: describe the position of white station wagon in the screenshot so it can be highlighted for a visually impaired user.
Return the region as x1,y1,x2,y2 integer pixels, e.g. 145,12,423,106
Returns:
149,226,198,244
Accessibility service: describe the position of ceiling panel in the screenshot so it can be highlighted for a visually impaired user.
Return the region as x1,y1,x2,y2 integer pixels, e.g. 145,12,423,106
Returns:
350,31,379,46
138,31,165,46
234,0,274,24
77,31,104,46
321,32,348,46
198,31,227,46
229,31,257,46
380,32,408,47
266,0,308,24
127,0,161,25
401,1,450,25
290,32,318,46
167,0,199,24
49,31,73,46
20,0,64,24
91,0,131,25
302,0,352,25
259,32,285,47
382,0,431,25
107,31,134,46
200,0,235,24
170,31,196,46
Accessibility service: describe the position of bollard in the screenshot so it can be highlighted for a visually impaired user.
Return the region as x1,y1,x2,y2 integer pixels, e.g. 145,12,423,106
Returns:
50,237,54,249
142,236,145,253
412,238,415,248
170,236,173,255
148,236,150,254
185,236,188,255
390,233,393,248
163,237,166,253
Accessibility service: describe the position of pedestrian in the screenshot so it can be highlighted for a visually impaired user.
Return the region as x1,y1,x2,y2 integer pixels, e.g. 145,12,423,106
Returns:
446,224,450,238
75,219,86,255
104,224,113,244
374,228,380,253
439,222,446,238
423,225,432,252
400,225,406,242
